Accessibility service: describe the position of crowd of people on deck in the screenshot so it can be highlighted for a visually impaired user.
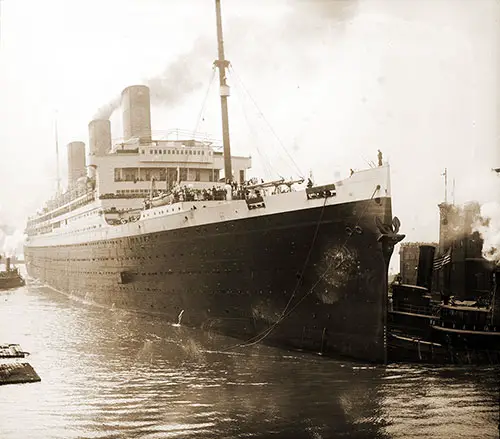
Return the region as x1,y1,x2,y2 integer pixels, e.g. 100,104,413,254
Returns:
169,185,235,202
147,179,291,208
107,150,387,225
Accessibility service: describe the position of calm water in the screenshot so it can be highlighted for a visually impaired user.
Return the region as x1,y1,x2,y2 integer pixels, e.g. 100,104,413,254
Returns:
0,273,498,439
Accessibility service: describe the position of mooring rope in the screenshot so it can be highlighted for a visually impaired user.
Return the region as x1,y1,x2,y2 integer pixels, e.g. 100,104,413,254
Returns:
225,184,381,350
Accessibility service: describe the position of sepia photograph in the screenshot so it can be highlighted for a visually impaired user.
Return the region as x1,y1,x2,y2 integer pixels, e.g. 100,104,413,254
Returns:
0,0,499,437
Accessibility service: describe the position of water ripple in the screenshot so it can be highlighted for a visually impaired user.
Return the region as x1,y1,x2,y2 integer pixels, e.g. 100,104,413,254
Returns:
0,281,498,438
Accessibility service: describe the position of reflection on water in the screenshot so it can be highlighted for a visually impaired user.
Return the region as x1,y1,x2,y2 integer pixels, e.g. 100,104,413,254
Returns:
0,278,498,439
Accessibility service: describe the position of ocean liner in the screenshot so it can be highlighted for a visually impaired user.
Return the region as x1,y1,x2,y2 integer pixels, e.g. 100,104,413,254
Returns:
24,0,404,362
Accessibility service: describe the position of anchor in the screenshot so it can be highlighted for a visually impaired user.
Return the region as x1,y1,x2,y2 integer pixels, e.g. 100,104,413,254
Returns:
375,216,405,268
376,215,405,364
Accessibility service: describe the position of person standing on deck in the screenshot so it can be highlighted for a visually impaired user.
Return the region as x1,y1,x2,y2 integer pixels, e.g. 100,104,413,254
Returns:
377,150,383,167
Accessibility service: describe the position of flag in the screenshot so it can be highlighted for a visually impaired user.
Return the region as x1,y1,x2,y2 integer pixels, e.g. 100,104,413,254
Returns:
433,247,452,271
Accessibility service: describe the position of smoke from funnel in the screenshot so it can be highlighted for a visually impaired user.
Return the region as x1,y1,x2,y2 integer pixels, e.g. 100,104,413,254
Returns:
473,202,500,263
93,36,214,121
94,95,121,121
92,0,359,122
0,224,24,258
1,229,24,258
0,201,26,258
146,37,214,107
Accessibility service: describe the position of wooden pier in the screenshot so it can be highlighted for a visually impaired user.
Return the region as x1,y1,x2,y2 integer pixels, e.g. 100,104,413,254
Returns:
0,362,41,385
0,344,41,385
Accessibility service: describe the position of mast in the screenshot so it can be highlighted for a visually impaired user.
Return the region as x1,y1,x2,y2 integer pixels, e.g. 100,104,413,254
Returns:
442,168,448,203
54,113,61,194
214,0,232,183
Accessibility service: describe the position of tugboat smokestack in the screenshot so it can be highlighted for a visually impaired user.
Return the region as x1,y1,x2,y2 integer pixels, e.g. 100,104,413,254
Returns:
416,245,436,292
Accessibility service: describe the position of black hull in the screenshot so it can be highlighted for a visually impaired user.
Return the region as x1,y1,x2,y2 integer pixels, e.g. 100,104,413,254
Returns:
25,197,395,362
388,332,500,365
431,325,500,351
388,312,500,364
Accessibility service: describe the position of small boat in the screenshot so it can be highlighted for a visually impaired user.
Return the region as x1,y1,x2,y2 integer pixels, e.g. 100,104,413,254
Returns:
0,256,25,290
0,344,29,358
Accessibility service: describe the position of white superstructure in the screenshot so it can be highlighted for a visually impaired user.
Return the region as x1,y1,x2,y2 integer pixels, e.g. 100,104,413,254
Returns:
26,85,391,250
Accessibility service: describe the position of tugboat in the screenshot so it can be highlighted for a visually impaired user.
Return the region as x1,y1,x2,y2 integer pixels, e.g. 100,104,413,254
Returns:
388,245,446,362
388,252,500,364
0,256,25,290
429,269,500,363
388,201,500,364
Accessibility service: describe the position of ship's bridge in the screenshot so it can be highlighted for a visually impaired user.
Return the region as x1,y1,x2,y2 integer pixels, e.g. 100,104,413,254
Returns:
138,139,215,164
91,133,251,200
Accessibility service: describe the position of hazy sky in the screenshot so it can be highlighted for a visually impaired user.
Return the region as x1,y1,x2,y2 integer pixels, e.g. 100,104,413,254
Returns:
0,0,499,265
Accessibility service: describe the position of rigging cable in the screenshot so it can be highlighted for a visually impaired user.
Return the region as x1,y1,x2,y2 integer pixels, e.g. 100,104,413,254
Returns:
231,74,276,181
228,66,305,180
225,185,381,349
191,66,217,137
226,195,329,349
